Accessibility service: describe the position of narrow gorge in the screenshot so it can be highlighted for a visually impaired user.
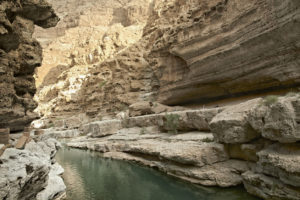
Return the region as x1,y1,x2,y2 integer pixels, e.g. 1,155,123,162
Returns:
0,0,299,200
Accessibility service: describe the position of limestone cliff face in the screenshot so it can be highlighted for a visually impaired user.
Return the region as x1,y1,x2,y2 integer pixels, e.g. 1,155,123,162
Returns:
34,0,154,118
0,0,59,131
145,0,300,105
34,0,152,87
35,0,300,119
34,0,151,48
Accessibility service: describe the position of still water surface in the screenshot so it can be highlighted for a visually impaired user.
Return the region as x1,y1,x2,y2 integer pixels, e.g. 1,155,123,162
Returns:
56,147,260,200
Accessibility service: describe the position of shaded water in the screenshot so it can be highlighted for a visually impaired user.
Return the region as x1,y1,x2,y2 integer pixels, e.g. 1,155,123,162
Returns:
56,147,260,200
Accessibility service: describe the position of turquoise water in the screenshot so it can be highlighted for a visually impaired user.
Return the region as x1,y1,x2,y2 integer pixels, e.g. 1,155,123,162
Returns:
56,147,260,200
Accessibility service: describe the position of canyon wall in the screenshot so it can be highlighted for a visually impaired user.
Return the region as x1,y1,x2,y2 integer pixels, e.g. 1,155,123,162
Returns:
35,0,300,119
145,0,300,105
0,0,59,131
34,0,154,118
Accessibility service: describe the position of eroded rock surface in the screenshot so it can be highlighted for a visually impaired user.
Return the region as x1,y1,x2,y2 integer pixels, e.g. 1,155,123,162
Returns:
0,137,64,200
66,105,248,187
150,0,300,105
68,130,248,187
0,0,59,131
243,171,300,200
64,95,300,200
34,0,154,118
34,0,300,120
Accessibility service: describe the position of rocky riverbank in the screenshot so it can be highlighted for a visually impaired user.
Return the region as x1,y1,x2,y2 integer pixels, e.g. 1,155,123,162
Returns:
63,94,300,200
0,132,66,200
0,0,65,199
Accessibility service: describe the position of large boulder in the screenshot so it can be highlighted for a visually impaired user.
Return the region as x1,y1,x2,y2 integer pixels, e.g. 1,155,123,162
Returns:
210,96,300,144
256,143,300,187
129,101,153,117
126,108,222,132
225,138,272,162
81,120,122,137
209,99,262,143
0,137,65,200
160,108,223,133
41,129,81,139
129,101,185,117
25,138,61,159
243,171,300,200
36,163,66,200
0,148,51,200
126,141,229,167
251,96,300,143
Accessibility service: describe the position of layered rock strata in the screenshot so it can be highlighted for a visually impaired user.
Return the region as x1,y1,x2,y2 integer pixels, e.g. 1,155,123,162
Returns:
35,0,300,120
65,94,300,200
0,0,59,131
33,0,154,118
147,0,300,105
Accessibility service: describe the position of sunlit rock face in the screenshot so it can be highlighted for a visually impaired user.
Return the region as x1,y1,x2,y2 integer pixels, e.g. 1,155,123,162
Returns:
144,0,300,105
0,138,64,200
0,0,59,131
33,0,154,118
34,0,299,120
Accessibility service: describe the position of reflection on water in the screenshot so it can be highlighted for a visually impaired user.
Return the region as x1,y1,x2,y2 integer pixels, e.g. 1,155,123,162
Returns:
55,147,260,200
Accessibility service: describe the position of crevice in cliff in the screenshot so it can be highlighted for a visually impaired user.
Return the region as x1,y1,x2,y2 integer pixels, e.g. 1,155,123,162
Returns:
166,83,300,107
0,33,20,52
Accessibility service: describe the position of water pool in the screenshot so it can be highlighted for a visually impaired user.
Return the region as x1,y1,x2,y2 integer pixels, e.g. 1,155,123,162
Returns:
56,147,260,200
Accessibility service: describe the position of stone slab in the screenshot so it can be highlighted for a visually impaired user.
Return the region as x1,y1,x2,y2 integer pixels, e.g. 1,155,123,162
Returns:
15,136,29,149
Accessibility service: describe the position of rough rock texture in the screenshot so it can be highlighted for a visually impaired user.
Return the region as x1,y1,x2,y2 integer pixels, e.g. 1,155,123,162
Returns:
211,96,300,143
210,98,262,143
34,0,300,120
256,96,300,143
243,171,300,200
0,137,64,200
32,113,90,130
149,0,300,105
209,95,300,199
41,129,80,139
36,163,66,200
81,120,122,138
257,143,300,187
33,0,151,48
0,148,50,200
65,95,300,200
0,0,59,131
66,106,251,187
68,131,249,187
129,101,185,117
34,0,154,118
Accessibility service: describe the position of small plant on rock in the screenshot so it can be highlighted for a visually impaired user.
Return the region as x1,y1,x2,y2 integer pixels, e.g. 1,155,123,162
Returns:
120,103,128,111
99,80,107,89
165,113,180,134
262,95,278,106
97,115,103,121
122,116,130,128
202,137,214,143
140,127,146,135
286,92,297,97
48,122,54,128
